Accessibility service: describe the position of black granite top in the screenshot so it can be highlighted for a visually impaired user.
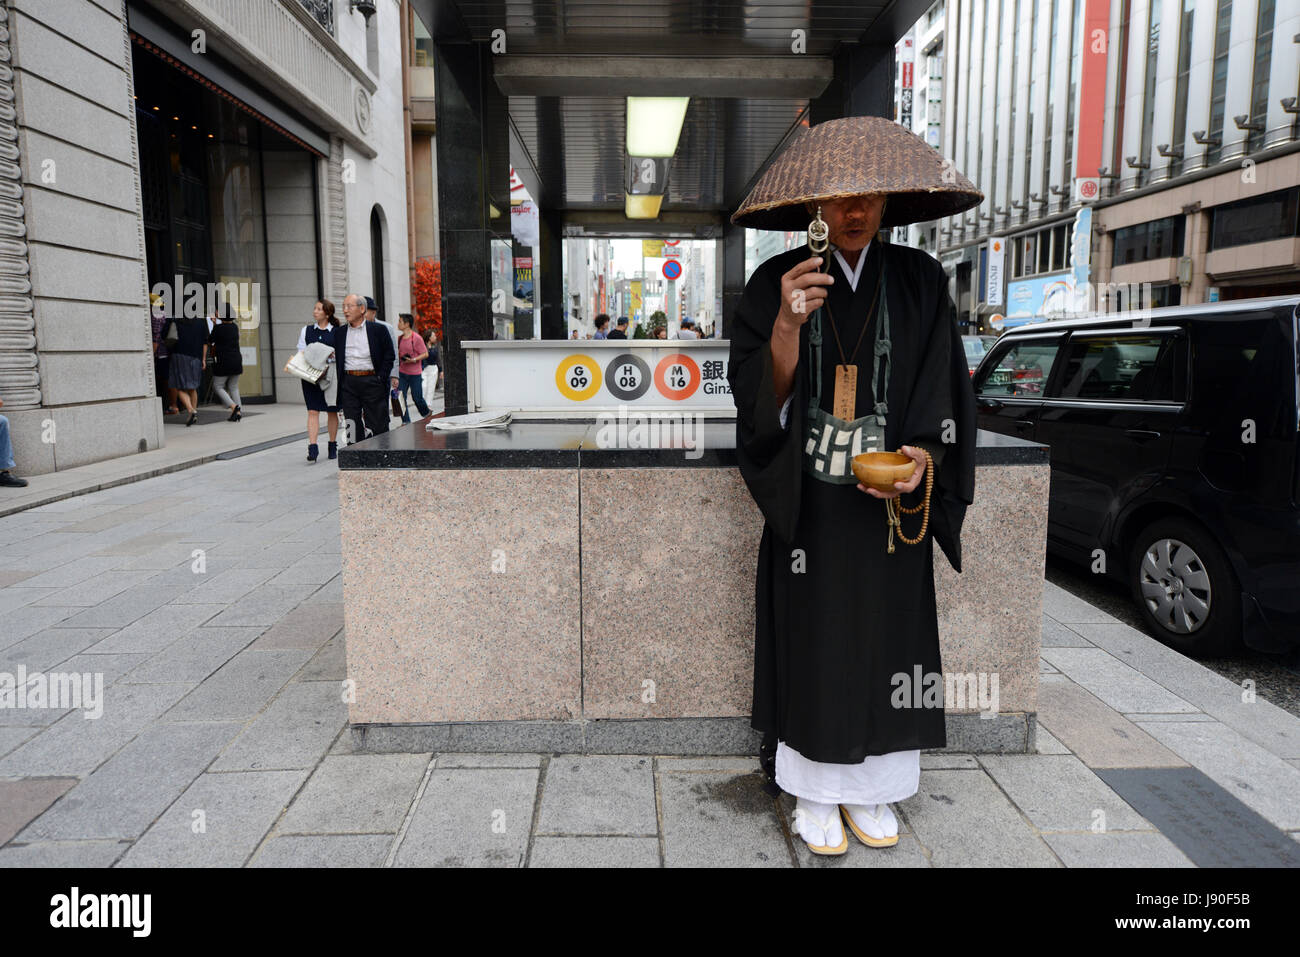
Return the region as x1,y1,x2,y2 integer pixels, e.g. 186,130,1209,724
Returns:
339,417,1048,469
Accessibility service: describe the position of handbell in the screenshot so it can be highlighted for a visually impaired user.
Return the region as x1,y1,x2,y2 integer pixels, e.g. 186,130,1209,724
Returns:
807,205,829,254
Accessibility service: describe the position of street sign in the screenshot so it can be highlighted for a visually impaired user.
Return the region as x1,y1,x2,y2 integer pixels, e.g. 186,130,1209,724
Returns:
662,260,682,280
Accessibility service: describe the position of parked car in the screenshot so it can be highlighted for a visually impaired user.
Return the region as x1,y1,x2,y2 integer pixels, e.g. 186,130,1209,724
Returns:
971,296,1300,658
961,334,1000,375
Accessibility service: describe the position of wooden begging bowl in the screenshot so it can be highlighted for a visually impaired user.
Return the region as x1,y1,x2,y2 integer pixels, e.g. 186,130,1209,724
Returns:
852,451,915,492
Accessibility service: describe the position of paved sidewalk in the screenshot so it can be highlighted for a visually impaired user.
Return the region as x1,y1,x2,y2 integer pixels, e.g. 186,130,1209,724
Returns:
0,393,445,518
1,438,1298,867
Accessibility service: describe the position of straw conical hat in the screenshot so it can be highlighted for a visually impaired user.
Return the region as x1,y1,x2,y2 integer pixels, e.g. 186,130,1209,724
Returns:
732,115,983,230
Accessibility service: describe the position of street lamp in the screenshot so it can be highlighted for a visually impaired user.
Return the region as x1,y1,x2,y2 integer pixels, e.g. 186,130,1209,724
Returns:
349,0,377,23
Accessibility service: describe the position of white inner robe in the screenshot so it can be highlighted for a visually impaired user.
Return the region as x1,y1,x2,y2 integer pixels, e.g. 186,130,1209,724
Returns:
773,239,922,806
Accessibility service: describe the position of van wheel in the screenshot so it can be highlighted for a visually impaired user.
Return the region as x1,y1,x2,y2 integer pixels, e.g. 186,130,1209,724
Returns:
1127,518,1243,658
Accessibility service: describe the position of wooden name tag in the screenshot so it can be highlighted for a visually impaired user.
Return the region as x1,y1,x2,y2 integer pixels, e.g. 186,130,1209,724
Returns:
833,364,858,420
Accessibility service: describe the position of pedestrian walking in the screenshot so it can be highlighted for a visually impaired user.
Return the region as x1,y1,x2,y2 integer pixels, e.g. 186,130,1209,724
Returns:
396,313,431,423
334,292,397,444
299,299,340,462
208,304,243,421
163,312,208,427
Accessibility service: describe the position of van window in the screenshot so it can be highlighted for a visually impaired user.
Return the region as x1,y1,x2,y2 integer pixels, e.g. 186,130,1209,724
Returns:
1054,333,1185,401
974,337,1064,397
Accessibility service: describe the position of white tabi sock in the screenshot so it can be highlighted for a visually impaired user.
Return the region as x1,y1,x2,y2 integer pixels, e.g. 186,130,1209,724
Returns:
792,797,844,848
841,802,899,841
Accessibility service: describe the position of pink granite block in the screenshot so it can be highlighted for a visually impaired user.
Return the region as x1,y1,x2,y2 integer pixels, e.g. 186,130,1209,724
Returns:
581,469,762,719
338,469,580,723
934,464,1049,715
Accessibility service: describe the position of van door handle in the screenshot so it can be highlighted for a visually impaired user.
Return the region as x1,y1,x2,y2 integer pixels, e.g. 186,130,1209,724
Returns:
1015,418,1034,430
1125,429,1161,442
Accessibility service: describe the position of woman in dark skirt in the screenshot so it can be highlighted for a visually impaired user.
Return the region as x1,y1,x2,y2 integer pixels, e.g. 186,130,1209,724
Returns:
298,298,340,461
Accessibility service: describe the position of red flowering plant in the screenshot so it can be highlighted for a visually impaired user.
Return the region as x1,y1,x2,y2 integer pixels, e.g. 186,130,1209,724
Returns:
412,258,443,344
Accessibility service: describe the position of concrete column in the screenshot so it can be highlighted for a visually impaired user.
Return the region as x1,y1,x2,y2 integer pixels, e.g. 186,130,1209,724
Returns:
1186,208,1209,304
536,205,565,340
810,43,895,123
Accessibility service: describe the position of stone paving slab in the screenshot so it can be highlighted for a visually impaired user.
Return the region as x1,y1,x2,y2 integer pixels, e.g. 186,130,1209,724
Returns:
1042,831,1195,867
1131,720,1300,829
292,633,345,682
657,770,790,867
0,627,116,672
529,836,661,867
250,601,344,651
0,841,128,868
1036,675,1189,769
84,602,225,653
249,834,391,868
1096,767,1300,867
15,720,242,841
116,769,310,867
900,769,1061,867
0,726,38,758
205,584,319,627
160,649,311,723
536,756,657,836
1041,615,1095,647
0,681,194,777
394,767,539,867
122,626,263,685
1040,647,1200,714
978,754,1152,832
0,778,77,845
0,605,80,650
1034,726,1071,754
276,753,431,835
210,680,346,772
436,753,544,768
1071,621,1300,761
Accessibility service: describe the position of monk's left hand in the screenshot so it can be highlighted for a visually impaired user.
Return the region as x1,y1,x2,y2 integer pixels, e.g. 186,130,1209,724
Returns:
857,445,927,499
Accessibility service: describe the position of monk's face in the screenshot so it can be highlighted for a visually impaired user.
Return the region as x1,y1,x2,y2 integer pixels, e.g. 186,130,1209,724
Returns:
807,195,887,253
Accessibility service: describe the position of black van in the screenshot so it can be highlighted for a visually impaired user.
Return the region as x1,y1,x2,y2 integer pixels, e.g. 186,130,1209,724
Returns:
972,296,1300,658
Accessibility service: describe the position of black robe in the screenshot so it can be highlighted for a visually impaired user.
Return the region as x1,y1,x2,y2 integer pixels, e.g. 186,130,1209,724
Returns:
727,239,977,770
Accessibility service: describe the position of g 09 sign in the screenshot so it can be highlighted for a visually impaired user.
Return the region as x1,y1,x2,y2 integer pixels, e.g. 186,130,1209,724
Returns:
554,354,602,400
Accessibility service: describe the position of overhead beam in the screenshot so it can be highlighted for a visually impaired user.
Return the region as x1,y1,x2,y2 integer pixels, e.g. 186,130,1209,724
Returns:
493,56,833,98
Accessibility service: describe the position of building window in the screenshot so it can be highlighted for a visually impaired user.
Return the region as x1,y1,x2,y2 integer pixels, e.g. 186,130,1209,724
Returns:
1111,216,1186,265
370,205,386,320
1147,284,1182,309
1248,0,1275,153
1208,0,1232,166
1207,187,1300,250
1170,0,1195,177
366,7,379,75
297,0,334,35
927,0,946,28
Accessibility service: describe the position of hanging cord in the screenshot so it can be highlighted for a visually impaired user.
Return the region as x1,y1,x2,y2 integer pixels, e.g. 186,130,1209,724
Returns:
884,447,934,553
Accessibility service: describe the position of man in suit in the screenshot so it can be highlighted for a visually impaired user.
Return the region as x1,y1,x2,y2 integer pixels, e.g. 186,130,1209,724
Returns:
335,292,397,443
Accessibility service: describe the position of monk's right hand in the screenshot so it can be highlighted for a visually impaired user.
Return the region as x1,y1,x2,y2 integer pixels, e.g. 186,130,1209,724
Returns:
775,257,833,331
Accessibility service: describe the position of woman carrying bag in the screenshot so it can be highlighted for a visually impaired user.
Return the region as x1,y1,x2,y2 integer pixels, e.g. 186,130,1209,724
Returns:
297,299,340,462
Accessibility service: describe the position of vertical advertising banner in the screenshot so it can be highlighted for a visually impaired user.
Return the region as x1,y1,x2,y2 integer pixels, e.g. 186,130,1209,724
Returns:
986,238,1005,308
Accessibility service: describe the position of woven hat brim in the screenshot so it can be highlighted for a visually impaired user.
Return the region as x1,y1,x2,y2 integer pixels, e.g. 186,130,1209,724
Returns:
732,116,984,230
